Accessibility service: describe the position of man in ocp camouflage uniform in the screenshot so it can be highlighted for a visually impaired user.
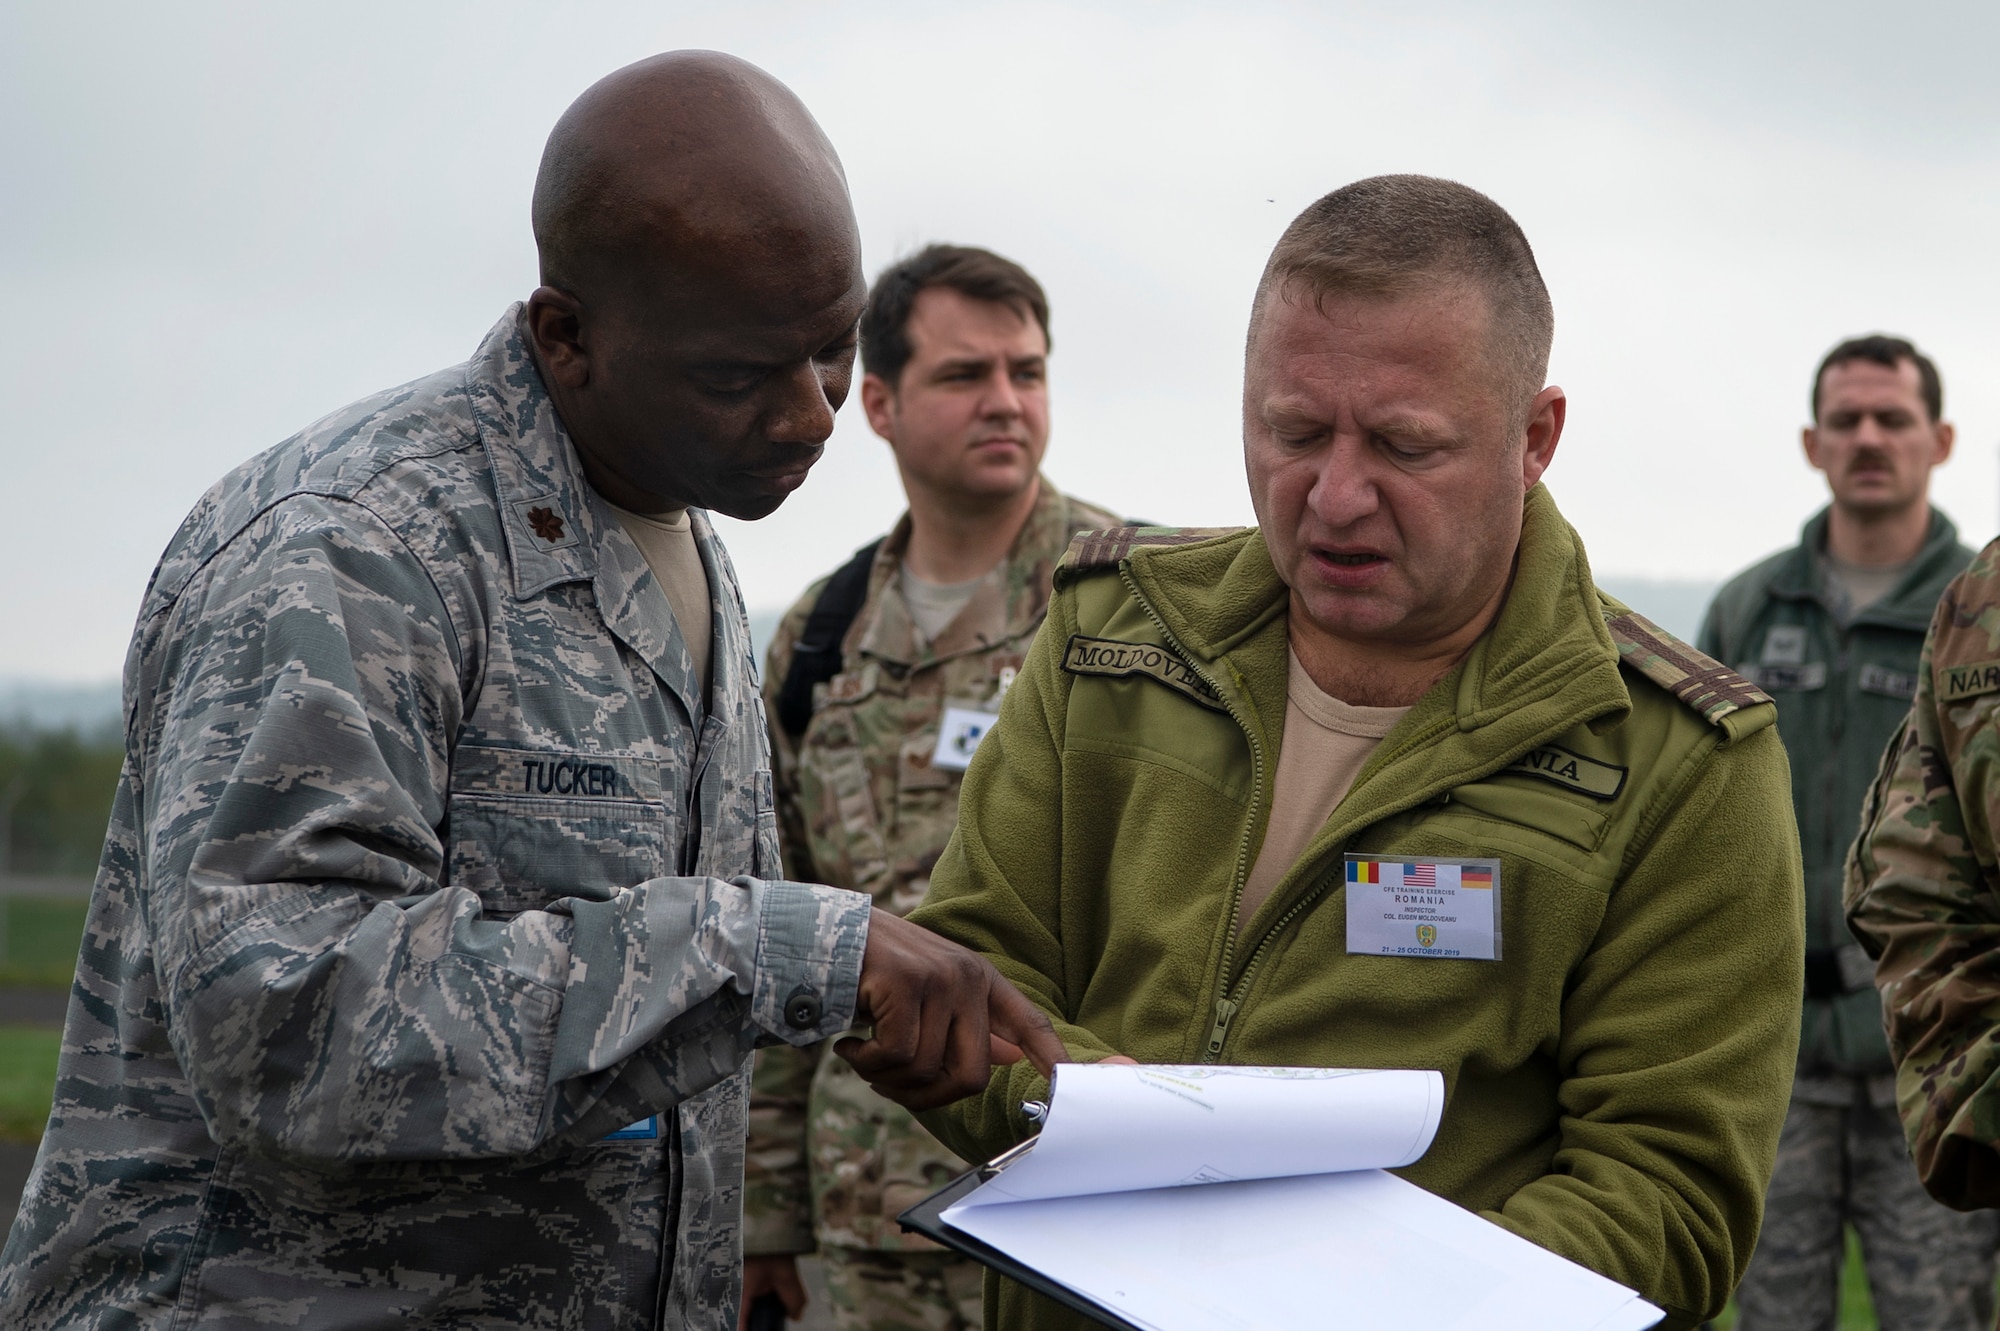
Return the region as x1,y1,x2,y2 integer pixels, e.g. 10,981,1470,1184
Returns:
741,246,1121,1331
1699,335,1992,1331
1849,543,2000,1217
0,54,1062,1331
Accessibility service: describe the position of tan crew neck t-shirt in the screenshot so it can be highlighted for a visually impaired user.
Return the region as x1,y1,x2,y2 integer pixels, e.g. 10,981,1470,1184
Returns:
900,563,999,645
608,504,712,702
1237,650,1411,929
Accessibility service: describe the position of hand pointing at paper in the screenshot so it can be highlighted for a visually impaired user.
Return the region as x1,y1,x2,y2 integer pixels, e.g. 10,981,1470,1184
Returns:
834,909,1069,1112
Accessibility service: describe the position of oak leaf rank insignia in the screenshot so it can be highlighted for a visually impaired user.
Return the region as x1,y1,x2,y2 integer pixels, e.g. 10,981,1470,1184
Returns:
528,506,567,542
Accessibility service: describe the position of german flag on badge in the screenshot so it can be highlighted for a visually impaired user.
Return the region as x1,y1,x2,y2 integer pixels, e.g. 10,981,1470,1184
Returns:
1461,865,1494,889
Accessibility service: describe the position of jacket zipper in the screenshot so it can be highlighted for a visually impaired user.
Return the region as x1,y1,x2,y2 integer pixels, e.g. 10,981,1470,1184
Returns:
1117,569,1267,1060
1209,787,1457,1058
1118,569,1489,1062
1823,623,1848,946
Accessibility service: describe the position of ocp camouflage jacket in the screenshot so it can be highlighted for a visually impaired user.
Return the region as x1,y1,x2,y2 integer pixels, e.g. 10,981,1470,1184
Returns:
1699,507,1970,1079
744,483,1120,1254
0,308,870,1330
1848,536,2000,1209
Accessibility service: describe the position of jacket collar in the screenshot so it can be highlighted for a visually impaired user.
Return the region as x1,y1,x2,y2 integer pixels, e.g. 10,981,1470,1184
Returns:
1768,505,1964,628
464,306,601,601
463,304,750,724
851,477,1082,669
1123,484,1632,760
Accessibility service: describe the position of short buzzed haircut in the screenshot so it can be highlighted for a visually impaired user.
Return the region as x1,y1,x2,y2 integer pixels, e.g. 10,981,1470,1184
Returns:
1812,334,1943,424
1252,175,1554,409
862,245,1050,388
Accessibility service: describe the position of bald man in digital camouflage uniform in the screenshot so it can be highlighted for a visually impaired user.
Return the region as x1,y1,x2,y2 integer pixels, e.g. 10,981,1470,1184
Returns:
0,51,1059,1331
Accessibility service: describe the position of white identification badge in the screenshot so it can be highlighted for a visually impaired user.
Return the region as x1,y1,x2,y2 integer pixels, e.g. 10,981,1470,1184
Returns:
1343,855,1502,960
931,707,1000,773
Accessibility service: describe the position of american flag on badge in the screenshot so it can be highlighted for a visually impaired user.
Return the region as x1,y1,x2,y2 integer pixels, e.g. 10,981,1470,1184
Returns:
1403,862,1437,888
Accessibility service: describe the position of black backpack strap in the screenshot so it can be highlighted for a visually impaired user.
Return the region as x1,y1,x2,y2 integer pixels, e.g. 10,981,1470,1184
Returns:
776,538,885,737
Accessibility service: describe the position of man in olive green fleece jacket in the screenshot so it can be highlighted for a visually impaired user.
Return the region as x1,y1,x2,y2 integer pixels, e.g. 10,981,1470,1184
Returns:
911,175,1804,1331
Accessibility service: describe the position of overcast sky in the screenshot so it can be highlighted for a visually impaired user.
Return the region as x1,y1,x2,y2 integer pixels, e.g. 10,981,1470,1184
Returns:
6,1,2000,682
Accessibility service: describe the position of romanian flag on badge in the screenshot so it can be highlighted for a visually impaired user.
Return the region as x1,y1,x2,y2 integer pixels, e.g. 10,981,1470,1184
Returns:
1346,859,1380,884
1461,865,1494,889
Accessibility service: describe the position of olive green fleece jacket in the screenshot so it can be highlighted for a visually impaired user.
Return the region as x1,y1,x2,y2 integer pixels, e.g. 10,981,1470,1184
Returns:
913,486,1804,1331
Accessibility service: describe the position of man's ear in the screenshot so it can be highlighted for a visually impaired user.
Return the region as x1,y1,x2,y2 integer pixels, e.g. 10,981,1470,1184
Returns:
1933,420,1956,467
1802,425,1826,474
1519,385,1566,490
860,372,899,444
525,286,590,390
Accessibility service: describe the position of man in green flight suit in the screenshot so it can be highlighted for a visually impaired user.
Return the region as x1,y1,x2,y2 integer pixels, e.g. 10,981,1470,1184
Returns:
742,246,1121,1330
1700,335,1990,1331
909,175,1806,1331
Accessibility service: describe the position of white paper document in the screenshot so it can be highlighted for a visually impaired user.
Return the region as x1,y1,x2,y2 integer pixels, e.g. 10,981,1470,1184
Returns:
940,1064,1662,1331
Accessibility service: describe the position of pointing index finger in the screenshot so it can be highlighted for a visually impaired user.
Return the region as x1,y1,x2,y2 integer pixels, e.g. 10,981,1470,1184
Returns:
987,978,1067,1079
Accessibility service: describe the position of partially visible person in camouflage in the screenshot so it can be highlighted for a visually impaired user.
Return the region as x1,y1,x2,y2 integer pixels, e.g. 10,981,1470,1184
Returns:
741,246,1122,1331
1700,335,1992,1331
0,54,1063,1331
1849,536,2000,1215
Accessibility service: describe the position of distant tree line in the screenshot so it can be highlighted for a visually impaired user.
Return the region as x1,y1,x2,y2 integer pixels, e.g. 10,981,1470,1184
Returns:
0,724,122,877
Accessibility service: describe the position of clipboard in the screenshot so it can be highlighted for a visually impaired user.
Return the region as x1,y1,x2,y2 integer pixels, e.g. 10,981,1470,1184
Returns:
896,1146,1146,1331
895,1072,1663,1331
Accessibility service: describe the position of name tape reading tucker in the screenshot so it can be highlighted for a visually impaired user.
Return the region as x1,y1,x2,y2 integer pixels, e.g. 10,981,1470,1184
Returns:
1345,855,1502,960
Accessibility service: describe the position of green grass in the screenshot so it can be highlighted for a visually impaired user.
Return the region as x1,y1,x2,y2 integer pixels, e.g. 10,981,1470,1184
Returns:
1839,1228,1879,1329
0,1025,61,1144
0,895,88,988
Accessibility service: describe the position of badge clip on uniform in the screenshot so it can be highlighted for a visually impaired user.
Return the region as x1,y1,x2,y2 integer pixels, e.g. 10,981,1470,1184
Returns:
932,706,1000,773
1344,855,1502,960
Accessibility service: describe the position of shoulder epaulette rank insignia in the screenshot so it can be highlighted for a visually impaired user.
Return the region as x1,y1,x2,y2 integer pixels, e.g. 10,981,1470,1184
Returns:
1060,526,1245,574
1604,608,1773,727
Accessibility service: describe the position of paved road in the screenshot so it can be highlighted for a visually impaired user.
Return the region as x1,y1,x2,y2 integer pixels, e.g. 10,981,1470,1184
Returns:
0,987,67,1027
0,873,91,898
0,878,85,1245
0,1141,33,1238
0,984,63,1245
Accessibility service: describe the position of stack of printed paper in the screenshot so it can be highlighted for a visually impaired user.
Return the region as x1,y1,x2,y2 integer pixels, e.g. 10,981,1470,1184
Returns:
938,1063,1663,1331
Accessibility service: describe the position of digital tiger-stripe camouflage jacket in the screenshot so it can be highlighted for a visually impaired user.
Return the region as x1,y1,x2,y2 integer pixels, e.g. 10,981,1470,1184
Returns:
0,307,871,1330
